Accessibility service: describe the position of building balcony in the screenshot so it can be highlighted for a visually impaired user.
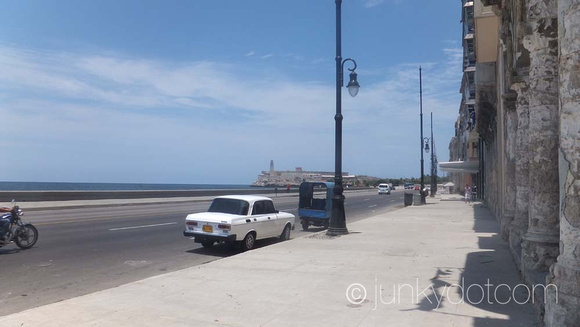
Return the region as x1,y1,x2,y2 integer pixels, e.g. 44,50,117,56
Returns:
481,0,499,6
463,56,476,69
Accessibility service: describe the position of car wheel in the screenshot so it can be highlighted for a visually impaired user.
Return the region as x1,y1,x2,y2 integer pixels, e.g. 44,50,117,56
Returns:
201,240,214,249
301,220,309,231
241,232,256,251
280,224,291,241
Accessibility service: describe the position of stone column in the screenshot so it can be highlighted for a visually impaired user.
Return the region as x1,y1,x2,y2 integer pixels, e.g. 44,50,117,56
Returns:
545,1,580,326
502,93,518,241
509,81,530,264
521,0,560,275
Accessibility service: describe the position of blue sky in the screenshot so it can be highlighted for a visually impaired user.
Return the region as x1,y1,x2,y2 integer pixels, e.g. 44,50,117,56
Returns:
0,0,461,184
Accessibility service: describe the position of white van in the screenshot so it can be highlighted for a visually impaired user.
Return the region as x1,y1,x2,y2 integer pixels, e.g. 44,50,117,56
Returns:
378,183,391,195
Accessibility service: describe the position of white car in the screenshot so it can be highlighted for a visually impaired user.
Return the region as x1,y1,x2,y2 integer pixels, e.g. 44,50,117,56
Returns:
404,183,415,190
183,195,296,251
378,183,391,195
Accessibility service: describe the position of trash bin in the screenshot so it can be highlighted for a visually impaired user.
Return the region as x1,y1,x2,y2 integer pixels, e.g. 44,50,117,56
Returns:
413,194,422,206
404,192,414,206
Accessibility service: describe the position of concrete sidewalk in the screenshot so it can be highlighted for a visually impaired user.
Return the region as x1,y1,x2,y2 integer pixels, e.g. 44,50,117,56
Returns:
0,195,539,327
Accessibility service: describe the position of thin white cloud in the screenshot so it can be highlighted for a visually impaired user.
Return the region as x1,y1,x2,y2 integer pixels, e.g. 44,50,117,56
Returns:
362,0,403,8
261,53,273,59
311,57,325,64
283,53,304,61
0,45,461,182
363,0,385,8
245,51,255,57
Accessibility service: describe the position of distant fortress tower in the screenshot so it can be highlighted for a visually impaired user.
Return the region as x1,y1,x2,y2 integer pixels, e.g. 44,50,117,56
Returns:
252,161,355,187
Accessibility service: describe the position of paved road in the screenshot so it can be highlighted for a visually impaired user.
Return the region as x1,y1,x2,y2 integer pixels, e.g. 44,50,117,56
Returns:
0,189,405,316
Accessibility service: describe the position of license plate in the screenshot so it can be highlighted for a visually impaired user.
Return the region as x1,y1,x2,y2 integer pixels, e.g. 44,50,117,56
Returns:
202,225,213,233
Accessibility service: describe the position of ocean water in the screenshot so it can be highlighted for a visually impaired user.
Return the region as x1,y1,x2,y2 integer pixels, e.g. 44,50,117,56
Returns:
0,181,254,191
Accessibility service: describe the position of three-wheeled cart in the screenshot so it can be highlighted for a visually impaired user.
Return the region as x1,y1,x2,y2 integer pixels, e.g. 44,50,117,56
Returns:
298,181,334,230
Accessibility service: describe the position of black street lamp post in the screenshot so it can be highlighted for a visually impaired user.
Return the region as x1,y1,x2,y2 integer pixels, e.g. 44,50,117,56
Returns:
422,135,430,201
420,76,438,200
327,0,360,236
429,112,437,197
419,66,429,205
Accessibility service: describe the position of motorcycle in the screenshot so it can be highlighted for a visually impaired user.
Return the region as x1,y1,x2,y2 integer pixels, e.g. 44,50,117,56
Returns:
0,201,38,249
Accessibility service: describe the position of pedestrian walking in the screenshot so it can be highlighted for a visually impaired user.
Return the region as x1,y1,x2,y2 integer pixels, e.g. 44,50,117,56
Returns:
472,184,477,202
464,184,471,204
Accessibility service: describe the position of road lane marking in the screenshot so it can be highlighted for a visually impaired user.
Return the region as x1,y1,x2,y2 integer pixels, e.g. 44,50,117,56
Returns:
364,198,370,201
390,200,396,202
368,204,377,208
35,213,193,226
109,222,178,231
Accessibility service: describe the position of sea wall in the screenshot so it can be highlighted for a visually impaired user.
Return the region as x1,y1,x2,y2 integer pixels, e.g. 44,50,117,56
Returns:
0,187,369,202
0,189,287,202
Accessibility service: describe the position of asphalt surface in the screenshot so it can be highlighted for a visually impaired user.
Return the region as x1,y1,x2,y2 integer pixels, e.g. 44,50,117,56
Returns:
0,189,405,316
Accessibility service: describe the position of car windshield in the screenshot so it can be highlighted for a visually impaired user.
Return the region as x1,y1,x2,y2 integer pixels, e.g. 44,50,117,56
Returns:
208,198,249,215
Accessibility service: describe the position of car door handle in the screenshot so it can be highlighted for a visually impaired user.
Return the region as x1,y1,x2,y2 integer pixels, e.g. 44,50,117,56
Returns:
253,218,257,221
268,217,271,219
246,219,251,223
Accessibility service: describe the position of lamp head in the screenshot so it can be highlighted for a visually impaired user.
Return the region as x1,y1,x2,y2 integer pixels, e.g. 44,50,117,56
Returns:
346,71,360,97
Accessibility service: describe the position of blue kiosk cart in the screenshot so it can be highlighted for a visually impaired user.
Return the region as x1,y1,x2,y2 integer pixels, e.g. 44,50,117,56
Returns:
298,181,334,230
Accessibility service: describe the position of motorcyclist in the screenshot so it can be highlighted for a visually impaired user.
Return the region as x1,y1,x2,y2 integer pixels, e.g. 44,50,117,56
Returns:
0,206,13,242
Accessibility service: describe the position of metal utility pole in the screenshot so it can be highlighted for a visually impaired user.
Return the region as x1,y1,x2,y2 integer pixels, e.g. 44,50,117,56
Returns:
327,0,359,236
419,67,426,205
430,112,437,197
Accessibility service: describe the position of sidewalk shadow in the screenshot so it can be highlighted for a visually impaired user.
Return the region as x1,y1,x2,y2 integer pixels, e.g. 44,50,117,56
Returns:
403,203,539,326
302,227,327,233
186,245,232,258
185,237,290,257
460,203,539,326
440,198,468,202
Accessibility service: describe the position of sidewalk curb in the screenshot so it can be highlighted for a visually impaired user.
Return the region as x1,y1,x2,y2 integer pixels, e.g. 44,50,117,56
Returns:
20,198,216,212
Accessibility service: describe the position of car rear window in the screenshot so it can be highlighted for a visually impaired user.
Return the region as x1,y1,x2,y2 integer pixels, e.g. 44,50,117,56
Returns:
208,198,249,215
263,200,276,214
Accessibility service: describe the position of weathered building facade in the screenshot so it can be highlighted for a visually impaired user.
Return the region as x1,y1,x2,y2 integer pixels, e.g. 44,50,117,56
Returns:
445,0,482,194
446,0,579,325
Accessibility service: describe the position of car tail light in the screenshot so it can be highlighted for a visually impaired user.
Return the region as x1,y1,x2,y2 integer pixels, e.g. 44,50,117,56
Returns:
186,221,198,226
218,224,231,230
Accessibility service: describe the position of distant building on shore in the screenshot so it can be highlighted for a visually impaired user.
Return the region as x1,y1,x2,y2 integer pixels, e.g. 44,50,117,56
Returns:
251,161,356,187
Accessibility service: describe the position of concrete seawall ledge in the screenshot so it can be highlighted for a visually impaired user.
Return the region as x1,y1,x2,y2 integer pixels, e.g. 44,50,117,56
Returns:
15,196,222,211
6,189,373,211
0,187,371,203
0,189,284,202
